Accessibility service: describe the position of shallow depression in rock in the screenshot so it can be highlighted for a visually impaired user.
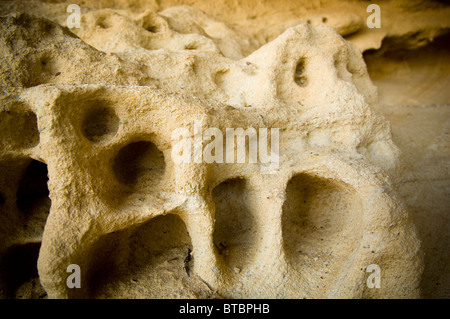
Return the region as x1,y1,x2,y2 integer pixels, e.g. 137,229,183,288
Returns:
112,141,166,188
212,177,258,270
281,173,363,272
81,104,119,143
0,111,39,149
87,213,210,298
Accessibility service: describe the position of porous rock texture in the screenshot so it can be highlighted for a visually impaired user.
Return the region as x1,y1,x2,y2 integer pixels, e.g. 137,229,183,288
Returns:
0,0,448,299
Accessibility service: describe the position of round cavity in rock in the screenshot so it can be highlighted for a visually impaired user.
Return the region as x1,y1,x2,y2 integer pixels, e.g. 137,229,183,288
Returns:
96,16,111,29
145,25,159,33
81,105,119,143
113,141,165,187
281,174,362,270
39,55,56,76
212,178,257,269
142,14,161,33
294,58,308,87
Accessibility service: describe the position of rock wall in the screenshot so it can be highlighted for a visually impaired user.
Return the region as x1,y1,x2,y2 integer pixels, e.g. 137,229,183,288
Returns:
0,0,448,299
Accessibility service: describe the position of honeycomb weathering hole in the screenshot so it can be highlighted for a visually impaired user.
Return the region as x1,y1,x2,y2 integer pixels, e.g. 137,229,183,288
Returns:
96,16,111,29
16,160,51,226
81,105,119,143
294,58,307,87
88,214,208,298
212,178,257,269
0,242,46,299
184,43,198,50
0,111,39,149
145,24,160,33
142,13,161,33
282,174,362,270
113,141,166,187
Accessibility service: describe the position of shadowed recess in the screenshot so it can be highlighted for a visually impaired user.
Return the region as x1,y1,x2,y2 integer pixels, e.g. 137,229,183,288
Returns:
13,160,51,239
81,104,119,143
16,160,50,218
142,13,161,33
113,141,165,187
212,178,257,269
88,214,200,298
282,173,362,270
294,58,307,87
0,111,39,149
0,193,5,206
0,242,47,299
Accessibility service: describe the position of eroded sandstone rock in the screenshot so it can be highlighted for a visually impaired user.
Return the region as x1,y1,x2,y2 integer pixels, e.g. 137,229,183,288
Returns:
0,4,424,299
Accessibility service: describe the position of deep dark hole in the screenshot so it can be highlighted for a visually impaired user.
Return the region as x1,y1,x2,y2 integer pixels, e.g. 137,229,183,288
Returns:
0,242,41,298
16,160,49,215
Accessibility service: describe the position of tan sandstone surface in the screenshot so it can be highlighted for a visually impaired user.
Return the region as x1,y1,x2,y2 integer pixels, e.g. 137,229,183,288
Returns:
0,0,448,299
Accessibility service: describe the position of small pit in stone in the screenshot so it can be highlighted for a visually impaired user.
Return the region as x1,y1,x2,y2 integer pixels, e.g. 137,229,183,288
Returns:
81,104,119,143
113,141,166,188
142,14,161,33
184,43,198,50
39,55,55,75
294,58,308,87
145,25,159,33
96,16,111,29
